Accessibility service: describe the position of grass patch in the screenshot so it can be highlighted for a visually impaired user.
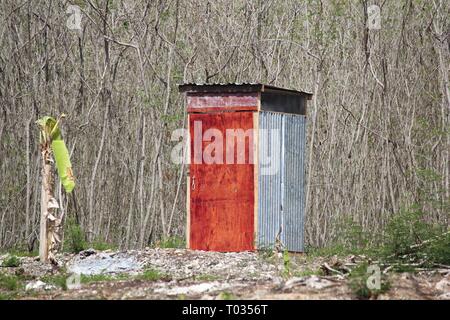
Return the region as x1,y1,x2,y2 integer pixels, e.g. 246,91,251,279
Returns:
41,274,70,290
137,268,169,281
80,273,130,284
0,248,37,258
218,291,236,300
64,218,87,254
0,273,22,291
0,292,17,300
90,239,117,251
257,248,276,263
293,268,324,277
156,236,185,249
1,255,21,267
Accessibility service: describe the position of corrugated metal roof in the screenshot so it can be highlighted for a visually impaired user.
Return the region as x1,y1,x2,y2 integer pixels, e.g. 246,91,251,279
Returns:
178,82,313,98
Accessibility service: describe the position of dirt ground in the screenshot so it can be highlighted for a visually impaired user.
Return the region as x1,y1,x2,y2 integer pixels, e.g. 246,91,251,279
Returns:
1,248,449,300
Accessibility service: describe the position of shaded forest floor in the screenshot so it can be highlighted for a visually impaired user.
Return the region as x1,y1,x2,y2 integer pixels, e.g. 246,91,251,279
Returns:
0,248,449,300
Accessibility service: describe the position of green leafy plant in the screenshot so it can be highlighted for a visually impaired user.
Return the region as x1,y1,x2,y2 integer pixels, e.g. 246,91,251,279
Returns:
348,263,390,299
64,218,87,254
90,239,117,251
381,206,449,265
36,115,75,193
1,255,21,267
41,274,70,290
423,231,450,265
282,249,291,278
0,273,22,291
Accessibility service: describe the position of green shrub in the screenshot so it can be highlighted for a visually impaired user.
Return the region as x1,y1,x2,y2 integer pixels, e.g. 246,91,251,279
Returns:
383,207,434,256
348,263,390,299
313,205,449,269
0,292,16,300
90,239,117,251
41,274,70,290
381,206,449,265
282,249,291,278
336,217,370,250
422,231,450,265
0,273,21,291
64,218,87,253
1,255,21,267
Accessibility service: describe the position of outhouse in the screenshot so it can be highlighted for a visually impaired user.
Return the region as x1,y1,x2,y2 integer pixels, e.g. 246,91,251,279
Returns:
179,83,312,252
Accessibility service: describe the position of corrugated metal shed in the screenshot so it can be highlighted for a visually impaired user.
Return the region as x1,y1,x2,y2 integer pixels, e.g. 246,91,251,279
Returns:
180,83,310,252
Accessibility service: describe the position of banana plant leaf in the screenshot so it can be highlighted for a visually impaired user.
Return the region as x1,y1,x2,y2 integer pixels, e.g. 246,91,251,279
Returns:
37,116,75,193
51,139,75,193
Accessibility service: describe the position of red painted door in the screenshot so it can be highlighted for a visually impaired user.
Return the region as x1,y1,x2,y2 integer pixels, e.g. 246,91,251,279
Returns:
189,112,255,251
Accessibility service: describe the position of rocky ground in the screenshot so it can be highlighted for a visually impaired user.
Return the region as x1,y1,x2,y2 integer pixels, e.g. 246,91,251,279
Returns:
0,248,449,300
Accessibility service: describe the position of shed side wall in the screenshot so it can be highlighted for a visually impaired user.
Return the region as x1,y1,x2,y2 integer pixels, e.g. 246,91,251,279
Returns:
257,112,283,249
281,114,306,252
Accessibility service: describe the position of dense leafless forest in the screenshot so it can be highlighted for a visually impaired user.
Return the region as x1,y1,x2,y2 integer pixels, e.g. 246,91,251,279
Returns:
0,0,448,251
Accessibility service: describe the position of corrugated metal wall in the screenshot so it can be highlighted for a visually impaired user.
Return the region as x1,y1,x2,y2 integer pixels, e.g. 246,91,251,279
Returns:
258,112,306,252
281,114,307,252
257,112,283,249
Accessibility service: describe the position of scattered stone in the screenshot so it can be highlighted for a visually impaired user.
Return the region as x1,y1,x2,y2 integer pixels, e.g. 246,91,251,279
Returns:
435,277,450,293
284,277,306,290
152,281,242,296
5,249,448,300
437,292,450,300
304,276,334,290
25,280,56,291
67,252,143,275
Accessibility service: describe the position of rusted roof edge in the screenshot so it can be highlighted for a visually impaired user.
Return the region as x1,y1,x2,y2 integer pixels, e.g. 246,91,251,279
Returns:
178,83,312,99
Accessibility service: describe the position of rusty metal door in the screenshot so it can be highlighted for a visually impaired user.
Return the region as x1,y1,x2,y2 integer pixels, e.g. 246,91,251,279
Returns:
189,112,255,251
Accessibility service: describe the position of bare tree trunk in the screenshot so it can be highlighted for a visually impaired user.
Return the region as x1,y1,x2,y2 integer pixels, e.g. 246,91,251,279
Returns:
25,118,31,240
39,147,52,262
88,108,108,241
